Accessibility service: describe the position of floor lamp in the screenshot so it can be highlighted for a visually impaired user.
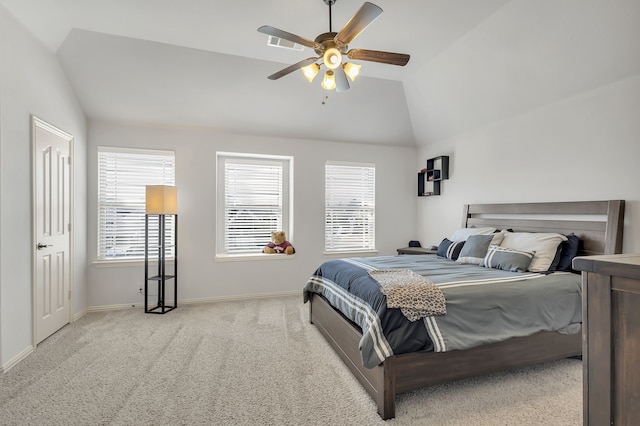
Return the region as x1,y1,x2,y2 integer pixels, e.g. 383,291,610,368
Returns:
144,185,178,314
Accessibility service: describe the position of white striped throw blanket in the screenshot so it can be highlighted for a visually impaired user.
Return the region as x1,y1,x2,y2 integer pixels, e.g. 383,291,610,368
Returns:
368,269,447,321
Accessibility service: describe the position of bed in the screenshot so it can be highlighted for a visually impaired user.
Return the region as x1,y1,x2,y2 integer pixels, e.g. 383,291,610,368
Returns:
304,200,625,420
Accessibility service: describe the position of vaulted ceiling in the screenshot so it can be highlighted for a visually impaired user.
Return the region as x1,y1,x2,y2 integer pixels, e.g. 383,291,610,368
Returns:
0,0,510,146
2,1,639,147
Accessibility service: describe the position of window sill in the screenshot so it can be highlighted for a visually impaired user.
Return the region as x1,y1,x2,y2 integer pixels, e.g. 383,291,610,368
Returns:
323,250,379,257
92,259,174,268
215,253,296,262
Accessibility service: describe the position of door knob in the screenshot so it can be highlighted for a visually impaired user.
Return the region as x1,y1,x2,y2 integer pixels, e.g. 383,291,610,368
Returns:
37,243,52,250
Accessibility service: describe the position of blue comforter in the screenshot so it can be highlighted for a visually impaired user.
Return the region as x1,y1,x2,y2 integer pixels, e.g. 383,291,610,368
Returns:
303,255,582,368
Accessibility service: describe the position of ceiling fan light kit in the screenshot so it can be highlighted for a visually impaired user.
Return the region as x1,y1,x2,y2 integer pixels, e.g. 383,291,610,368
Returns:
343,62,361,81
258,0,410,95
321,70,336,90
323,47,342,70
301,63,321,82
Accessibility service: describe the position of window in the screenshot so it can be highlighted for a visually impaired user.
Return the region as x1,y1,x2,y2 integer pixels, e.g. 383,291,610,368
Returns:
97,147,175,260
217,152,292,256
325,162,376,252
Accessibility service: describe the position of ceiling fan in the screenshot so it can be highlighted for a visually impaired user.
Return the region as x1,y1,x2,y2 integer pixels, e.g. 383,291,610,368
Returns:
258,0,410,93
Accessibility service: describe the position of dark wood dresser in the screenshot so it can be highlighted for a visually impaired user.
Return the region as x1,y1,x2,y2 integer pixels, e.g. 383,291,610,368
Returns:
573,254,640,426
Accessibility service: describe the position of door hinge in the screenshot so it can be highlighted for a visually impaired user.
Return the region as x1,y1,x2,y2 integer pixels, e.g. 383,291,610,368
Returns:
68,290,71,300
67,156,71,165
68,223,71,232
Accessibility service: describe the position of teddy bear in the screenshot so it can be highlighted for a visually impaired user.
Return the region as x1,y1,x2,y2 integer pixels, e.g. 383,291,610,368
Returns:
263,231,295,255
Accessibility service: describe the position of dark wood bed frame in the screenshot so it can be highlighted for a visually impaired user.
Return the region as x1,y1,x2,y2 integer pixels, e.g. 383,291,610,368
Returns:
309,200,625,420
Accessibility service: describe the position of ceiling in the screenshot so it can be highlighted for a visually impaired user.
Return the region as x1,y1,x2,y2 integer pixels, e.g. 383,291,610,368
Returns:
1,0,511,146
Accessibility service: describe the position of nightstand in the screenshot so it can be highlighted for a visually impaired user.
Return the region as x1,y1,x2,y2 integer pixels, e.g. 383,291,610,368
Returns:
396,247,437,255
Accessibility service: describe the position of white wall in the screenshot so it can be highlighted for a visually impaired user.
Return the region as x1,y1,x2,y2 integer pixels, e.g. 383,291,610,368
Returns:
404,0,640,253
0,5,87,368
414,77,640,252
86,121,417,308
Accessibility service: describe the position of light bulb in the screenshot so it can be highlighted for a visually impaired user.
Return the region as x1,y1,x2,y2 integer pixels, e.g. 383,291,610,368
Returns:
323,48,342,70
321,70,336,90
301,63,320,83
343,62,361,81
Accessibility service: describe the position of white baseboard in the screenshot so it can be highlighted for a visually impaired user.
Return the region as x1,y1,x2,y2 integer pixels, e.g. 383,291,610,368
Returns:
87,290,301,312
180,290,300,305
74,308,88,321
2,345,34,373
87,303,144,313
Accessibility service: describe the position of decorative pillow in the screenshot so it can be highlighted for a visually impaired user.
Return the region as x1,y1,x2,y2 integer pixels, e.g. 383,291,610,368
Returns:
499,232,568,273
556,233,581,271
482,246,535,272
546,243,564,273
450,227,497,242
490,229,508,246
436,238,465,261
456,234,494,265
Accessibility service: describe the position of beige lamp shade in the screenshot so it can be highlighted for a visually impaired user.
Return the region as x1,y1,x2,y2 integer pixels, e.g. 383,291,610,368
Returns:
145,185,177,214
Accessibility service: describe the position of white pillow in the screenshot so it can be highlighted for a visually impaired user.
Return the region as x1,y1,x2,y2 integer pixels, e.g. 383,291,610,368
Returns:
450,227,497,242
499,232,568,273
490,229,507,246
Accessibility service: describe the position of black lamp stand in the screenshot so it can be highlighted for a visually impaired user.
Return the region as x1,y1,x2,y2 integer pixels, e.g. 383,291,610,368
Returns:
144,213,177,314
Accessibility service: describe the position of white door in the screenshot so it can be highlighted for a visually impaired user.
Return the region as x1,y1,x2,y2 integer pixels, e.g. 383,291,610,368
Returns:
32,117,72,344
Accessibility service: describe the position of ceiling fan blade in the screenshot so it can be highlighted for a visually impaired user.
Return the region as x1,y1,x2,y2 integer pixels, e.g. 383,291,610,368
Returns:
347,49,410,66
334,67,350,93
335,2,383,47
267,57,319,80
258,25,322,50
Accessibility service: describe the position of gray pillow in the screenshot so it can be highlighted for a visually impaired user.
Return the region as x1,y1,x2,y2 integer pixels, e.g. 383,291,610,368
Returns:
456,234,494,265
482,246,535,272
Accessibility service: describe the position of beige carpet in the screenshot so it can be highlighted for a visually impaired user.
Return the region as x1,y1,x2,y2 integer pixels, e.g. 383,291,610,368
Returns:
0,295,581,425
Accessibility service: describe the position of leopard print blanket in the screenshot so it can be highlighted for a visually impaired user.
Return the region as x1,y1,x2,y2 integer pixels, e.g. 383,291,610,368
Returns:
368,269,447,322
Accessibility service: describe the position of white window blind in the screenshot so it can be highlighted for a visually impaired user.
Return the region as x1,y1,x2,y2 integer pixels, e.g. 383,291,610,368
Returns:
98,147,175,260
218,154,292,254
325,162,376,252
